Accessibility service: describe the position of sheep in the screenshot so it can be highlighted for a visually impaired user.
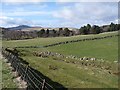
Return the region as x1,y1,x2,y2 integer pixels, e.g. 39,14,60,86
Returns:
90,58,96,61
83,57,87,60
80,58,83,60
114,61,118,63
66,57,68,59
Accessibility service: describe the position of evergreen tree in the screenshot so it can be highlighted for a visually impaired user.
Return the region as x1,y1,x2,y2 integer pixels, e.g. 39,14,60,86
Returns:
37,29,45,37
46,29,49,37
109,22,116,31
79,26,88,35
64,28,70,36
90,25,101,34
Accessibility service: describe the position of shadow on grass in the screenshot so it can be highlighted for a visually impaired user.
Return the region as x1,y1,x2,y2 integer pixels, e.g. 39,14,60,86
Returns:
26,66,67,90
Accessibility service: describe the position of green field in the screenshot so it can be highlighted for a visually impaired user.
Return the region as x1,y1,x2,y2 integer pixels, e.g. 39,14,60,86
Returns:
0,59,17,89
2,31,118,88
3,31,118,48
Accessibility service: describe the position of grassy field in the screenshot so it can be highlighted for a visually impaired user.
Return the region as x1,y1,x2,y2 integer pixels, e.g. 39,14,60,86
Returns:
2,31,118,88
3,31,118,48
0,59,17,89
43,36,118,62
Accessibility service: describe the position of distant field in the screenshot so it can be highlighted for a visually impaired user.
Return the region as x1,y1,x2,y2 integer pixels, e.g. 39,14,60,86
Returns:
43,36,118,62
2,31,118,48
2,31,118,88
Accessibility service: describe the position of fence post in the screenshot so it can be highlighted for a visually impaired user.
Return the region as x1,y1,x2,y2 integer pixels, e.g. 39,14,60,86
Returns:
23,65,29,80
12,56,19,69
16,62,20,76
11,54,15,65
8,53,12,62
41,79,45,90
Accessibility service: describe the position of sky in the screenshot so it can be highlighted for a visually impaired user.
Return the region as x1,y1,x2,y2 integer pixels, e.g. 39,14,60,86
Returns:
0,0,119,28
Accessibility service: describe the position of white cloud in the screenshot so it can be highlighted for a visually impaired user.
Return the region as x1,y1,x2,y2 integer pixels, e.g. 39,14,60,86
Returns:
0,3,49,17
0,15,57,27
52,2,118,27
2,11,51,16
1,2,118,28
113,19,118,24
2,3,49,17
53,7,74,20
0,16,34,27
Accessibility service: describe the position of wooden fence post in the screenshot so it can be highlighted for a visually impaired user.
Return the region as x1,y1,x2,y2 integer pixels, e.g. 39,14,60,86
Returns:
41,79,45,90
8,53,12,62
23,65,29,80
16,62,20,74
11,55,15,65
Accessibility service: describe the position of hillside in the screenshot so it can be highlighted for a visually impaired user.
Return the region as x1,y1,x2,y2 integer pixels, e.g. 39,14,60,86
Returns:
7,25,31,30
2,31,119,88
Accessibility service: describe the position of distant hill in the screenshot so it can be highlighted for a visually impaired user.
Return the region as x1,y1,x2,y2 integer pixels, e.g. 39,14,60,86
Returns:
7,25,31,30
3,25,78,31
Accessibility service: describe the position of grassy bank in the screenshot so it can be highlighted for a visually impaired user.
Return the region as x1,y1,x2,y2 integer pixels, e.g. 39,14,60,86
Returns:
0,59,17,89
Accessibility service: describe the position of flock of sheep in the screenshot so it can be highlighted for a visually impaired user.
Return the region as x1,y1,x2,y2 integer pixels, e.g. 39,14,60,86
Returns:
33,51,117,75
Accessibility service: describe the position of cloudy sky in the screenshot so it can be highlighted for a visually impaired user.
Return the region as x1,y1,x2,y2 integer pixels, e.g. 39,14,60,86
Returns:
0,0,119,28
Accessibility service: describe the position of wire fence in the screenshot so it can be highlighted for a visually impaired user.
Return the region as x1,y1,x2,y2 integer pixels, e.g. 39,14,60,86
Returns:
2,49,55,90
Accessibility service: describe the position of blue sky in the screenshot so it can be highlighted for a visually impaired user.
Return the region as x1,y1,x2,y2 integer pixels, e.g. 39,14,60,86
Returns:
0,1,118,28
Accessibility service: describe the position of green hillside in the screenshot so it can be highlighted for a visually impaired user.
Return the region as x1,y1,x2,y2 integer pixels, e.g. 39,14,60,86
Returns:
2,31,118,88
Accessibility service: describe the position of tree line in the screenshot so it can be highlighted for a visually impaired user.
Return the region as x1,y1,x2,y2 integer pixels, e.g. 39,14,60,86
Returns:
79,23,120,35
2,22,120,40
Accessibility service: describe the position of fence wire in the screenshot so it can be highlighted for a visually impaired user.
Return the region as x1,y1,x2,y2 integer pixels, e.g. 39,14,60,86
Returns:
2,49,55,90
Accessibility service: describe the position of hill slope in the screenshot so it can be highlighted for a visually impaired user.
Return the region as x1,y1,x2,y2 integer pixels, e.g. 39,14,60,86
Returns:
7,25,31,30
2,31,118,88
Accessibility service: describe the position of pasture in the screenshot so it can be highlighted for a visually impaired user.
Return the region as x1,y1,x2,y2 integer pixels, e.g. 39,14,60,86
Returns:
3,31,118,48
2,31,119,88
0,59,17,88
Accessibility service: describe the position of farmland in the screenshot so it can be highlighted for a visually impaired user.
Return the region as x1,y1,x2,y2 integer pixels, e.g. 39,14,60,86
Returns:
0,59,17,88
2,31,119,88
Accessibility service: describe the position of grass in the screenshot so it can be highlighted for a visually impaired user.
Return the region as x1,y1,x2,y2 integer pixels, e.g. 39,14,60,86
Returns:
42,36,118,62
8,31,118,62
2,31,118,48
21,55,118,88
0,58,2,89
2,31,119,88
0,59,17,89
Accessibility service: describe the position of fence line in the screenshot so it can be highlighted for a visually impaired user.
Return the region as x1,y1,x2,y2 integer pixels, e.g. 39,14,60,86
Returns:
29,68,43,80
2,49,55,90
43,34,119,48
12,34,119,49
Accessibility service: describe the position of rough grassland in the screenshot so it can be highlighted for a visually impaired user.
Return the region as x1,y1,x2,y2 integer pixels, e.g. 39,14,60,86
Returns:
2,31,118,88
0,59,17,88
